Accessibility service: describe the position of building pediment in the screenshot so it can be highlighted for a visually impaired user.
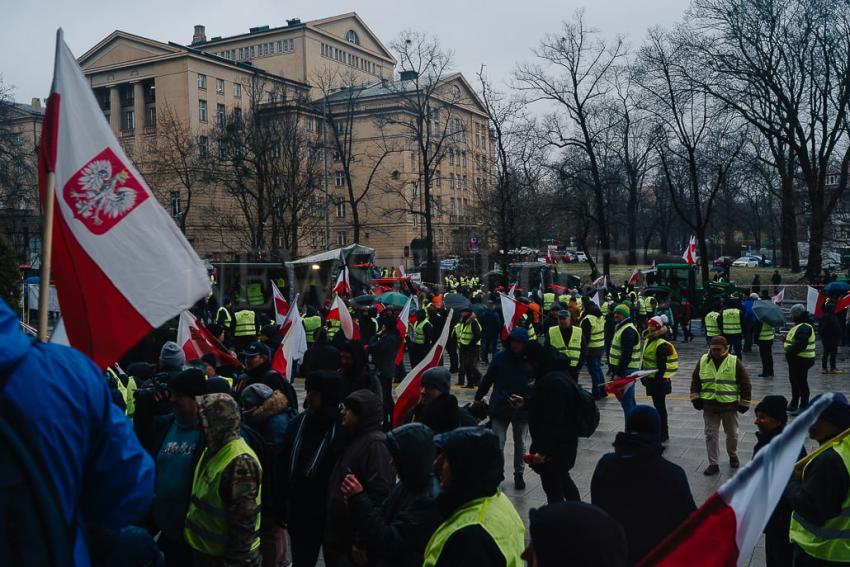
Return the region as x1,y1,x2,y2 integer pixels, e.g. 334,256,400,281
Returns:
307,12,396,64
438,74,487,116
78,31,181,70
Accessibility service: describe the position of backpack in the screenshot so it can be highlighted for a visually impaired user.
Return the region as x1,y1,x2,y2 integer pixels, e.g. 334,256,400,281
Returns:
566,377,600,437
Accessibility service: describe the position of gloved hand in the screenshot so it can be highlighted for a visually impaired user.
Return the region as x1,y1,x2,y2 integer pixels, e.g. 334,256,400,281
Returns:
738,404,749,414
691,398,704,411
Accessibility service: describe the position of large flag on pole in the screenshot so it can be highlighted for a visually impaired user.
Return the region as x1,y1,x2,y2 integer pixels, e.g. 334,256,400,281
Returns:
806,286,825,318
683,235,697,266
271,301,308,381
271,280,289,325
499,292,530,340
395,296,413,365
332,265,352,296
177,311,241,368
327,295,360,340
38,30,209,368
636,394,834,567
392,308,454,427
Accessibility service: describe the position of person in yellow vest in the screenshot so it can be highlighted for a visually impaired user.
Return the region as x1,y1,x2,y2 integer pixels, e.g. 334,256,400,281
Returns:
232,302,259,353
106,365,137,417
541,303,561,334
185,393,262,566
641,316,679,442
609,304,642,418
755,316,776,378
545,310,586,381
542,291,556,311
580,301,607,399
782,304,817,414
409,309,434,367
423,427,525,567
704,306,721,345
246,281,265,307
216,300,233,332
302,306,323,346
690,336,752,476
787,392,850,566
719,299,744,357
454,308,483,388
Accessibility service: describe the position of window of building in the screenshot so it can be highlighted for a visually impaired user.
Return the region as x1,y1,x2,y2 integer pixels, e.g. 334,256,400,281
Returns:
234,83,242,97
198,74,207,90
333,149,342,161
199,100,207,123
170,191,181,217
449,148,455,166
412,214,417,228
145,106,156,128
122,109,135,132
335,171,345,187
449,197,456,217
449,173,455,189
120,85,134,106
463,175,468,189
218,140,227,160
411,152,417,171
98,89,111,111
336,201,346,218
217,104,225,126
435,170,441,187
250,46,255,58
12,132,23,145
411,182,418,198
234,107,242,126
216,78,224,94
198,135,208,158
267,91,276,103
462,151,467,167
346,30,359,44
337,231,347,246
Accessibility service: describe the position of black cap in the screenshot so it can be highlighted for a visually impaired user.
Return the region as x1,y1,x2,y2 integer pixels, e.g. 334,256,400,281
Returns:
241,341,270,358
754,395,788,424
169,368,207,397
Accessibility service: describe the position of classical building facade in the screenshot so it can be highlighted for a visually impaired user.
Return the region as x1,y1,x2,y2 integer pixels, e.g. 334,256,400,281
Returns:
75,12,486,266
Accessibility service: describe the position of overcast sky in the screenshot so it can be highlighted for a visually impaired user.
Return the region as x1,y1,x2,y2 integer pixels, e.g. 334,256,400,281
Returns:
2,0,689,103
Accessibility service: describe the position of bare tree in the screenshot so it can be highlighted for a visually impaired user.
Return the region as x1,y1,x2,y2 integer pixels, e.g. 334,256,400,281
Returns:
514,10,626,275
0,80,37,213
684,0,850,278
637,29,747,284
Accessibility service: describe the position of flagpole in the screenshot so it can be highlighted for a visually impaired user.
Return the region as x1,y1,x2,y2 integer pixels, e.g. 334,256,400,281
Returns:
38,172,56,342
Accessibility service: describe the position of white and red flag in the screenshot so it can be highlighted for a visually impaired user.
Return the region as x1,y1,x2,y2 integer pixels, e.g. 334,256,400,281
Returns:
628,268,641,286
806,286,826,318
771,288,785,306
591,274,607,288
333,265,352,296
683,235,697,266
271,300,308,381
507,283,517,299
38,31,208,368
637,393,833,567
391,308,454,427
603,370,654,400
395,296,413,365
499,292,530,340
271,280,289,325
177,311,241,368
327,295,360,340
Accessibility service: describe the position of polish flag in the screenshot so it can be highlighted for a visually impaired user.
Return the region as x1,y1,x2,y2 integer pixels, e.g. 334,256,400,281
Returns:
507,283,517,298
271,301,308,381
637,394,834,567
271,280,289,325
836,293,850,312
327,295,360,340
499,292,530,340
395,297,413,365
592,274,607,288
771,288,785,306
38,31,209,368
333,265,352,296
806,286,825,318
603,370,654,400
628,268,641,286
177,311,241,368
392,308,454,427
683,235,697,266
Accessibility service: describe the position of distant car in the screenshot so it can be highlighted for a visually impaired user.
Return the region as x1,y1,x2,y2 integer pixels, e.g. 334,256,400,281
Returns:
732,256,759,268
713,256,735,267
749,255,773,267
575,251,588,262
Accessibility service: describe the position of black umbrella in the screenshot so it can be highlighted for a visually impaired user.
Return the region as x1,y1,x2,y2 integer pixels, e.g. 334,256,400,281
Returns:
753,300,786,328
824,281,850,294
443,293,471,310
350,294,375,306
643,286,672,296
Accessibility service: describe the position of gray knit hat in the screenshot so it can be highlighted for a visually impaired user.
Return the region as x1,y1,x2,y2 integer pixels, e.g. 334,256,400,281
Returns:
421,367,452,394
159,341,186,370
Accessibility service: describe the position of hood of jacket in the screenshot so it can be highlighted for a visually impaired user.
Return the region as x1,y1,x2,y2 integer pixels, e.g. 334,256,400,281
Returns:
644,325,669,342
386,423,435,489
198,393,242,453
343,389,383,435
434,427,502,515
612,431,664,459
244,389,288,426
530,501,628,567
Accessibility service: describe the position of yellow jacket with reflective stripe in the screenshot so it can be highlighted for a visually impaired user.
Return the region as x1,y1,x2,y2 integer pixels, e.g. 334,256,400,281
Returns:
722,308,742,335
582,314,605,349
610,322,641,370
789,435,850,561
698,354,739,404
642,338,678,380
302,316,322,343
758,322,775,342
704,312,720,337
233,310,257,337
785,323,816,359
548,326,583,367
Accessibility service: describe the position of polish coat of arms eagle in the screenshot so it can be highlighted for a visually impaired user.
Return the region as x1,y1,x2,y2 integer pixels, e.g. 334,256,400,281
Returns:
69,159,138,225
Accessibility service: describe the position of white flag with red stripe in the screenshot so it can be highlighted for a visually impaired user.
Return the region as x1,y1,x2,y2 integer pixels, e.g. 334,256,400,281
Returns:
333,265,352,296
177,311,241,368
771,288,785,306
392,308,454,427
637,394,833,567
271,280,289,325
38,31,209,368
683,235,697,266
499,292,530,340
628,268,641,285
271,300,308,381
507,283,517,299
395,296,413,365
807,286,826,317
327,295,360,340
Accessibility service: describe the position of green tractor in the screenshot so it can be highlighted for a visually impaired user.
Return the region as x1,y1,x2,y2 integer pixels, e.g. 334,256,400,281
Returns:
653,263,748,317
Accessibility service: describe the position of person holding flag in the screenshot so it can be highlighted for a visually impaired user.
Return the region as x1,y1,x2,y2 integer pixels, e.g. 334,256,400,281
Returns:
690,336,752,476
608,304,642,419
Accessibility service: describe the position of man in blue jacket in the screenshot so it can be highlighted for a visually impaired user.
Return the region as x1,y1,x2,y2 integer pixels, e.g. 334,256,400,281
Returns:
0,299,154,566
475,327,532,490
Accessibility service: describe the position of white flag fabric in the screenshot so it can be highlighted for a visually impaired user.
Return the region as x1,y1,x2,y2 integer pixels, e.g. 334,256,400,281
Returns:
771,288,785,305
328,295,359,340
273,301,308,381
271,280,289,325
806,286,820,315
39,30,208,367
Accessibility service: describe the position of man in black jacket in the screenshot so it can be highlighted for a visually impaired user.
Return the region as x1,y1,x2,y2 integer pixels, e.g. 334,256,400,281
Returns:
783,304,815,413
340,423,442,567
369,317,403,424
279,371,343,567
234,341,298,409
133,368,207,566
591,406,696,566
819,300,842,375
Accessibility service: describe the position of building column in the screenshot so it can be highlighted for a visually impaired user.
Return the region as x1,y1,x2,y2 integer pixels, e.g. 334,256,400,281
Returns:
133,82,145,135
109,85,121,134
